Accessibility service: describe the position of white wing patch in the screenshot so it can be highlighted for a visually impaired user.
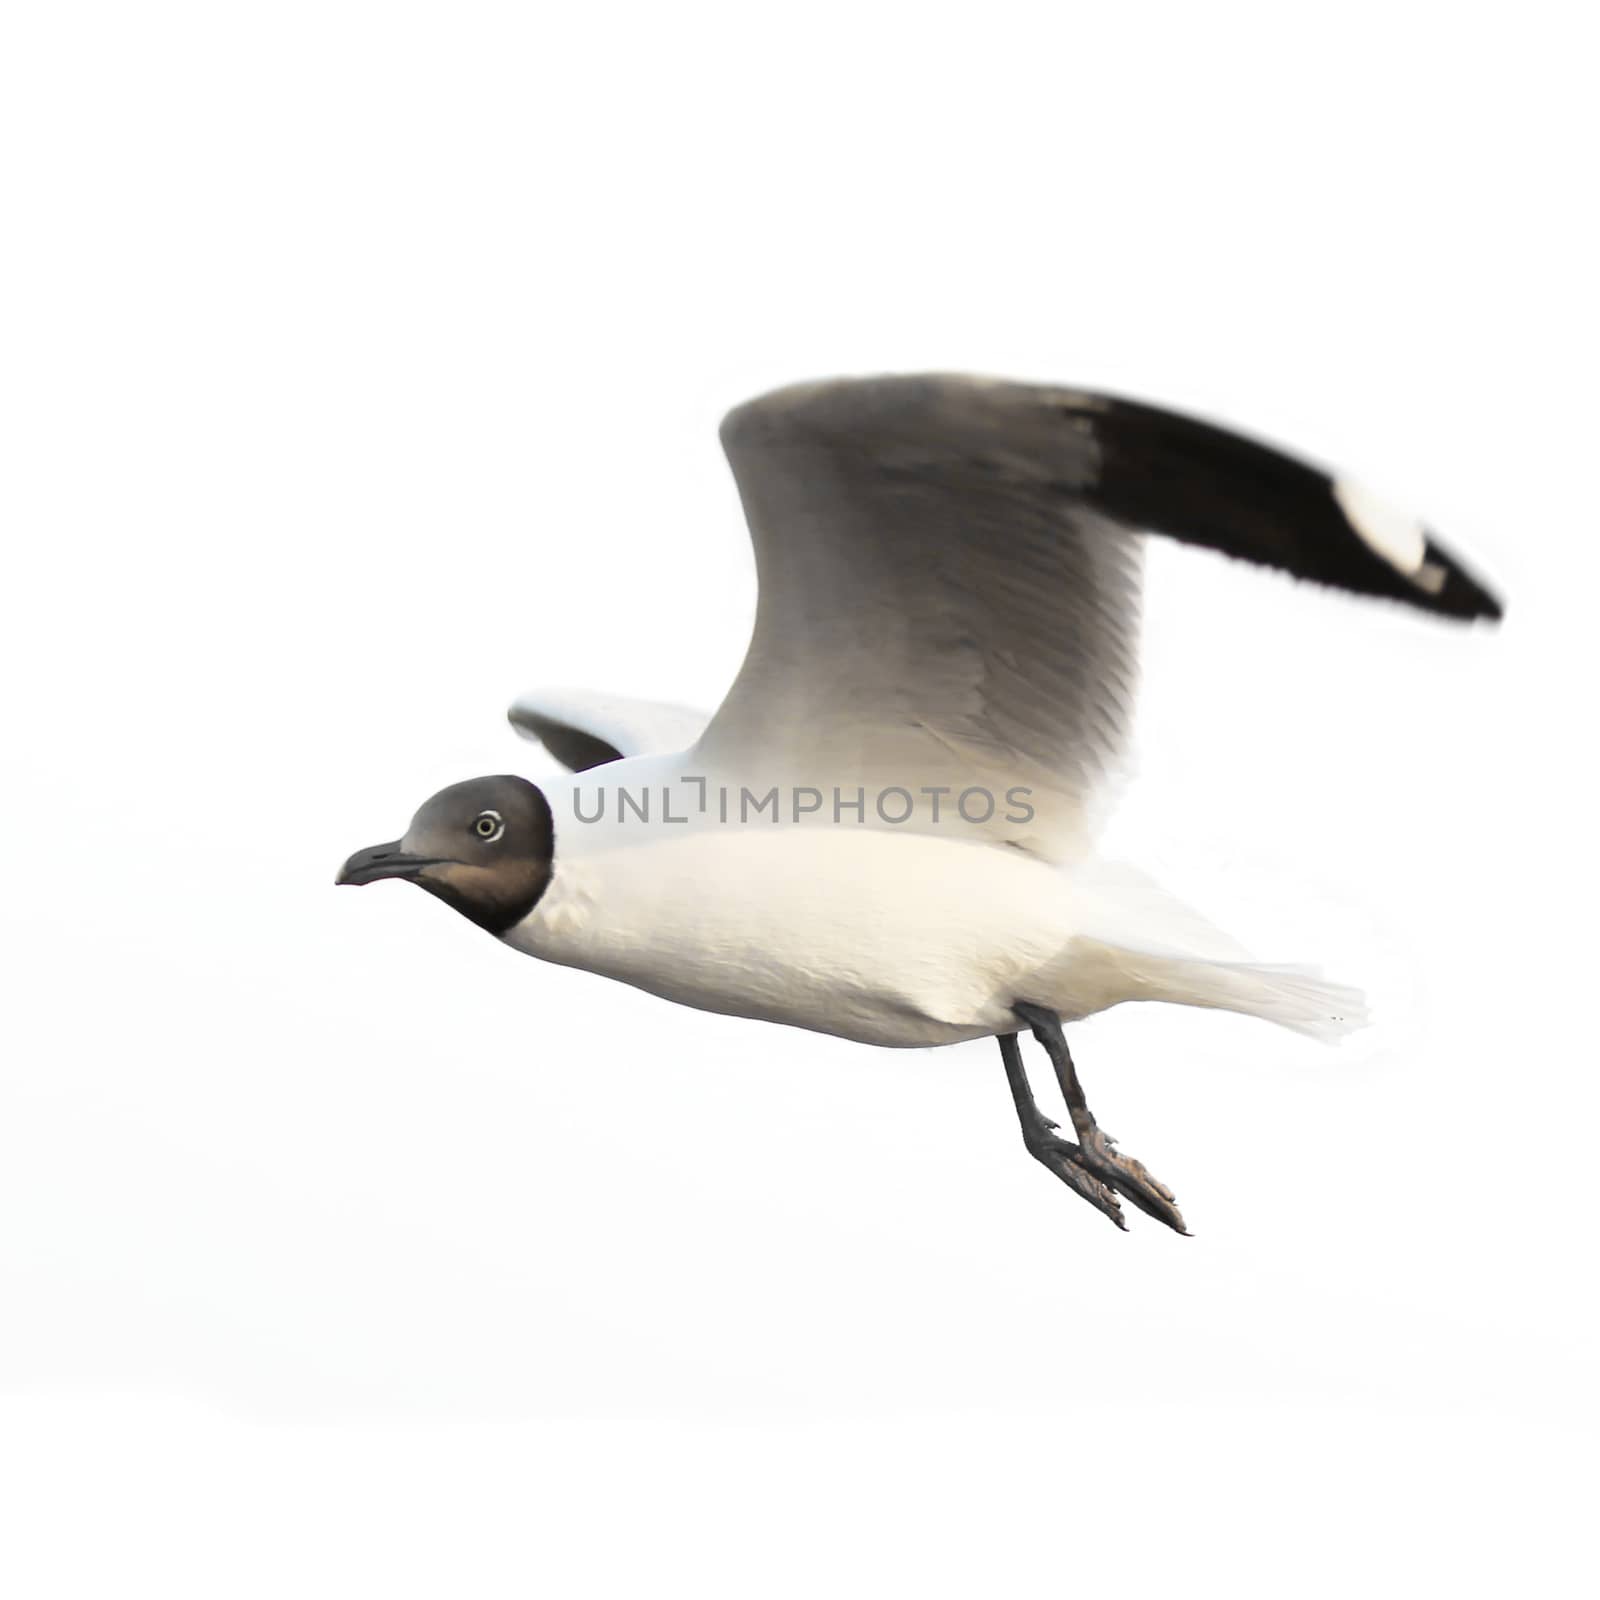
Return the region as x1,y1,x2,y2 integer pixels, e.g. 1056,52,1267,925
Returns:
1332,476,1427,576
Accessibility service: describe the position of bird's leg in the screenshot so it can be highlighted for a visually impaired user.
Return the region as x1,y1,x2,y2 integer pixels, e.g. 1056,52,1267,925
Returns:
1011,1003,1189,1235
997,1032,1127,1230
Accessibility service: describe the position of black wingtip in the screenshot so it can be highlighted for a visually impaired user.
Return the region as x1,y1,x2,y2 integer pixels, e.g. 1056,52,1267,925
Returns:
1421,534,1505,623
1066,391,1508,626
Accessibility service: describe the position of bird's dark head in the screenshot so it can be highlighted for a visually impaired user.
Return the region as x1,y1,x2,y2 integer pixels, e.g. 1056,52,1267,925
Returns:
336,775,554,935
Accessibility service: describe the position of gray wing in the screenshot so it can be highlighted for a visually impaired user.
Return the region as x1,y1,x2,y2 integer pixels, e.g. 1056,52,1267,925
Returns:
694,374,1501,859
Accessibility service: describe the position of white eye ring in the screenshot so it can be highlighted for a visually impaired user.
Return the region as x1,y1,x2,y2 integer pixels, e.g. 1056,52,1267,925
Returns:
473,810,504,842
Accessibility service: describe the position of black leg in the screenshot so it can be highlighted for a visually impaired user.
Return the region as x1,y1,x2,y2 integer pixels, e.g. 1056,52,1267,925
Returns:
996,1032,1128,1230
1004,1005,1189,1235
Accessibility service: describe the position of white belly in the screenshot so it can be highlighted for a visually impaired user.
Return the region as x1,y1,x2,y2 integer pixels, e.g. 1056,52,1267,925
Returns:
503,826,1112,1047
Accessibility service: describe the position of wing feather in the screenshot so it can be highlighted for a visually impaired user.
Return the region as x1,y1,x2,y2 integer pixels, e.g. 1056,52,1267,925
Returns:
693,375,1500,859
510,688,709,772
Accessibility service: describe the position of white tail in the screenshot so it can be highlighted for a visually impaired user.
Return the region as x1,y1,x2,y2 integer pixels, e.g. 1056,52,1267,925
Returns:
1110,950,1370,1041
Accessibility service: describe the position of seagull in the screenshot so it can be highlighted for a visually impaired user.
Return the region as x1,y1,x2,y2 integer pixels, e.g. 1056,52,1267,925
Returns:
338,375,1502,1232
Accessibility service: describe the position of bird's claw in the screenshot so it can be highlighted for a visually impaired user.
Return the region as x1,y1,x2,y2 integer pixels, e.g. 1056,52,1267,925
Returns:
1078,1126,1187,1234
1024,1131,1128,1230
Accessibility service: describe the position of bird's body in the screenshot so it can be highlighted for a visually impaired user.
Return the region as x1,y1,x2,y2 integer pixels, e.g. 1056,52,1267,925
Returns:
339,374,1502,1231
511,762,1359,1050
510,766,1083,1048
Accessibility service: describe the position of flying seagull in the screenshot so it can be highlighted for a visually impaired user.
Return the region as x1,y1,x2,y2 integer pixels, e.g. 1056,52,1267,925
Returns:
338,375,1502,1232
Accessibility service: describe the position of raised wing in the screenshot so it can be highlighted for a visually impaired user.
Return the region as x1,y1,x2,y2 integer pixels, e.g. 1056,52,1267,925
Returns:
509,688,709,772
694,375,1501,859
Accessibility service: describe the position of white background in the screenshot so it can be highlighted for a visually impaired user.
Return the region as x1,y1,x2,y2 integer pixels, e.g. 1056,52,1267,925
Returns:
3,2,1594,1595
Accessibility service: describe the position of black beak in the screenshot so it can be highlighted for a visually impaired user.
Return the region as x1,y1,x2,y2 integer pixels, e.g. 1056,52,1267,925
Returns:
335,840,447,887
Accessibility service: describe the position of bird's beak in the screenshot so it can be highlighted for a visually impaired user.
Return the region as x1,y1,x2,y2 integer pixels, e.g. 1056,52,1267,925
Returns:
335,840,447,887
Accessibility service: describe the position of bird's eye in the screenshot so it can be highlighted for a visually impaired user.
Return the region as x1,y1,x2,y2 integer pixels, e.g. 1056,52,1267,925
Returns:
473,810,505,842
